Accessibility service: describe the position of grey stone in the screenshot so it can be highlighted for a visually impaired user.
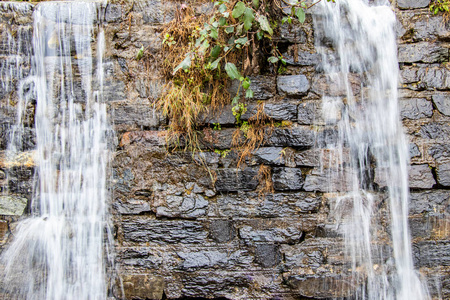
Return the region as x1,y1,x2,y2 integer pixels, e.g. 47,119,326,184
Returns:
266,126,315,147
111,102,165,130
180,272,250,297
432,94,450,116
409,190,450,215
304,168,353,192
204,128,235,150
228,76,276,100
272,167,303,191
105,4,122,22
429,143,450,159
122,219,208,244
398,42,448,63
409,164,436,189
277,75,310,97
256,102,298,121
283,49,320,66
399,98,433,120
0,195,27,216
413,241,450,267
209,220,236,243
255,244,281,267
279,21,308,43
420,122,450,140
250,147,285,166
409,143,421,158
285,274,358,298
398,0,430,9
239,224,302,244
294,149,320,167
436,161,450,187
114,199,151,215
297,100,319,125
282,243,325,269
407,13,450,41
400,65,450,90
214,191,322,218
156,194,208,219
133,0,176,24
178,250,228,269
119,247,163,269
215,167,258,192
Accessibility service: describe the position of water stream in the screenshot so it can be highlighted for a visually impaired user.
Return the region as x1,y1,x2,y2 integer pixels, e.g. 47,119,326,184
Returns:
1,2,114,299
314,0,429,299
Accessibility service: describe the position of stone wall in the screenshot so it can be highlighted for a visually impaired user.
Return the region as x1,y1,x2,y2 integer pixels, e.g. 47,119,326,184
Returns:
0,0,449,299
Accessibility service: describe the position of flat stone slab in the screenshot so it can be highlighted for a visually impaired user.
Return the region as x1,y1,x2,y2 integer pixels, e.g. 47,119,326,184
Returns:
0,195,27,216
398,0,430,9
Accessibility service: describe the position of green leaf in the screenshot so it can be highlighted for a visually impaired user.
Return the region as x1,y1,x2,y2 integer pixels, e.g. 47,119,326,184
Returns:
256,30,263,40
222,11,230,18
219,3,227,13
173,52,193,75
242,77,250,89
210,57,222,70
245,88,254,98
232,2,246,18
210,45,222,59
219,17,227,26
232,96,240,106
210,27,219,39
198,40,210,55
280,58,286,65
225,26,234,34
236,23,243,36
252,0,259,9
243,8,255,31
225,62,242,80
136,45,144,60
281,16,289,25
235,37,248,45
295,7,305,24
212,21,219,28
267,56,278,63
257,15,273,36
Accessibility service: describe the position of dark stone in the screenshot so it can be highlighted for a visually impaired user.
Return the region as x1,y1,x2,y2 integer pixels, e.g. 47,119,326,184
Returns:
398,0,430,9
283,48,320,66
177,248,252,270
413,241,450,267
409,164,436,189
285,275,355,298
209,220,236,243
432,94,450,116
119,247,163,269
215,167,258,192
399,98,433,120
272,167,303,191
409,190,450,215
250,147,285,166
113,199,152,215
304,168,353,192
429,143,450,159
282,243,326,269
112,103,165,130
266,126,315,147
241,102,297,122
213,191,322,218
228,76,276,100
400,65,450,90
180,272,250,297
297,101,319,125
436,161,450,187
409,143,421,158
277,75,310,97
133,0,176,24
279,21,308,43
294,149,320,167
103,80,126,101
255,244,281,267
398,42,448,63
156,194,208,219
122,219,208,244
407,13,450,41
105,4,122,22
205,128,235,150
239,220,303,244
420,122,450,140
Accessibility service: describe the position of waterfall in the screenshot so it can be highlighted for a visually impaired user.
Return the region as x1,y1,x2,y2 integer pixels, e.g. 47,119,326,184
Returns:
314,0,429,299
1,2,114,299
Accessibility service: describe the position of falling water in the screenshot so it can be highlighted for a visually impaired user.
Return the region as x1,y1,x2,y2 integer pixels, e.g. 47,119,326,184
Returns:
1,2,114,299
314,0,429,299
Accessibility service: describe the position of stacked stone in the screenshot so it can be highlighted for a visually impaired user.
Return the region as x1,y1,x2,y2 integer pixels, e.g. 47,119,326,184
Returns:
0,2,34,250
0,0,448,299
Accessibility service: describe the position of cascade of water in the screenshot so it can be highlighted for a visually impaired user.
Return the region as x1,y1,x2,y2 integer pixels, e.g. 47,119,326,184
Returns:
314,0,429,299
1,2,114,299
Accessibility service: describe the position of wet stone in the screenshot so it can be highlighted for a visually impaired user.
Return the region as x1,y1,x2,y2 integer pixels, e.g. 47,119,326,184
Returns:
272,167,304,191
156,194,208,219
409,143,421,158
420,122,450,141
215,167,258,192
228,76,276,100
119,247,163,270
413,241,450,267
0,195,27,216
105,4,122,23
122,219,208,244
255,244,281,268
239,223,302,244
397,0,431,9
436,161,450,187
432,94,450,116
277,75,310,97
266,126,315,147
113,199,152,215
398,42,447,63
409,164,436,189
279,21,308,43
120,275,165,300
399,98,433,120
209,220,236,243
409,190,450,215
